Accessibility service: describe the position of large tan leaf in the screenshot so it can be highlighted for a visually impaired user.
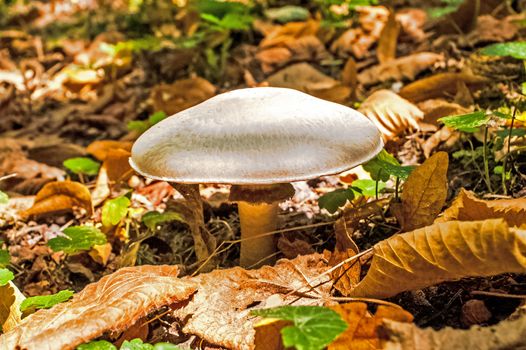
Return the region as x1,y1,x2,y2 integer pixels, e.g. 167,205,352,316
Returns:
21,180,93,218
391,152,448,232
359,89,423,141
350,219,526,299
0,282,25,333
0,265,196,350
86,140,133,161
328,303,413,350
436,188,526,228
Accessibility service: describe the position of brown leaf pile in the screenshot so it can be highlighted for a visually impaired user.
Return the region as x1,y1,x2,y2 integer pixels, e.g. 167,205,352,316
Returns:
350,219,526,299
0,265,196,350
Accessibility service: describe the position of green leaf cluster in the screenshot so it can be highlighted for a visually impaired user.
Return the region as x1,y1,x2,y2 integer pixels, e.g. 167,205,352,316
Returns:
252,306,348,350
48,226,107,254
78,339,181,350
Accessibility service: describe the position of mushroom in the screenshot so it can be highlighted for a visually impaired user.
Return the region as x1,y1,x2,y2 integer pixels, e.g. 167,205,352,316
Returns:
130,87,383,267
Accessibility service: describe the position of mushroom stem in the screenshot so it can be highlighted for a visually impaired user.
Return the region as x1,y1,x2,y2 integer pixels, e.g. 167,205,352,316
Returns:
238,201,278,268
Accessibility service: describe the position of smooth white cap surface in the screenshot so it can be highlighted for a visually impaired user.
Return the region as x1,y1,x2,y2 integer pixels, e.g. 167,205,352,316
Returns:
130,87,383,184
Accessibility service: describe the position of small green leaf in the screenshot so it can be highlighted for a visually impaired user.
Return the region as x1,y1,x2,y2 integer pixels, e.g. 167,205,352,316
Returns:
252,306,348,350
265,6,310,23
362,149,414,181
480,41,526,60
438,111,489,131
120,339,154,350
77,340,117,350
522,82,526,95
142,211,185,231
127,120,150,134
63,157,101,176
20,290,74,315
148,111,167,125
351,179,386,197
0,190,8,205
102,196,131,227
0,249,10,268
0,268,14,286
318,189,354,214
48,226,107,254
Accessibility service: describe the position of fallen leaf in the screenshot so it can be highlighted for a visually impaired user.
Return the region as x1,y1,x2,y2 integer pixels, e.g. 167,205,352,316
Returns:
341,57,357,99
21,181,93,219
436,189,526,228
0,265,196,350
350,219,526,299
396,8,427,42
399,72,489,102
466,15,518,46
329,248,361,297
358,52,443,86
0,282,25,333
253,318,290,350
86,140,133,161
328,303,413,350
417,99,471,126
377,10,400,64
421,126,460,158
391,152,448,232
28,142,86,168
48,226,107,255
103,148,133,184
150,77,216,116
171,254,333,350
89,243,112,266
359,89,423,141
259,20,320,49
277,237,314,259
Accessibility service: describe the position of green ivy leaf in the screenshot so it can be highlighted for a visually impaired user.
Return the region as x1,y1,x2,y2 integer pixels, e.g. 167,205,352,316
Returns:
142,211,186,231
0,190,8,205
0,249,10,268
318,189,354,214
480,41,526,60
362,149,414,181
77,340,117,350
20,290,74,315
48,226,107,254
252,306,348,350
63,157,101,176
0,268,14,286
102,196,131,227
438,111,489,131
264,6,310,23
351,179,386,197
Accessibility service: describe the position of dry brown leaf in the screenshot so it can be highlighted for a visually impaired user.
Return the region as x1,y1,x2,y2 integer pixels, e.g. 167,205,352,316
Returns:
103,148,133,184
277,237,314,259
341,57,358,98
150,77,216,116
377,10,400,64
396,8,427,42
172,253,333,350
88,243,112,266
358,52,442,86
466,15,518,46
259,20,320,49
28,142,86,168
391,152,448,232
91,166,111,207
329,248,361,296
421,126,460,159
253,318,290,350
0,282,25,333
417,99,471,126
383,309,526,350
359,90,423,141
21,181,93,219
350,219,526,299
399,72,489,102
86,140,133,161
436,189,526,228
328,303,413,350
0,265,196,350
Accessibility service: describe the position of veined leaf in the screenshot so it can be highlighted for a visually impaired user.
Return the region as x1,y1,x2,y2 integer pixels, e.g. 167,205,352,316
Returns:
252,306,348,350
48,226,107,254
318,189,354,214
362,149,414,181
438,111,489,131
351,179,386,197
102,196,131,227
63,157,101,176
142,211,185,231
0,281,25,333
120,339,181,350
20,290,74,315
77,340,117,350
480,41,526,60
0,268,14,286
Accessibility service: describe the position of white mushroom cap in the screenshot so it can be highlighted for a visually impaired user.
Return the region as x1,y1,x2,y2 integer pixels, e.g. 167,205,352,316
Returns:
130,87,383,185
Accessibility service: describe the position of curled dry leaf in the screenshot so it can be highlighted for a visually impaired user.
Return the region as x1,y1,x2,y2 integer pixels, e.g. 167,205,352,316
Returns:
359,89,423,141
150,77,216,116
377,10,400,64
350,219,526,299
259,20,320,49
328,303,413,350
358,52,443,86
21,181,93,219
391,152,448,232
86,140,133,161
0,265,196,350
399,72,489,102
0,282,25,333
466,15,518,46
171,253,333,350
436,189,526,228
421,126,460,159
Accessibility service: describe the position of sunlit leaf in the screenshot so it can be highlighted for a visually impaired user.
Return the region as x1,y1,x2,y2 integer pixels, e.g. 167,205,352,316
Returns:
252,306,348,350
0,269,14,286
48,226,107,254
318,189,354,214
264,6,310,23
148,111,167,125
142,211,186,231
438,111,489,131
102,196,131,227
362,149,414,181
20,290,74,315
63,157,101,176
480,41,526,60
77,340,117,350
351,179,386,197
0,191,8,205
0,249,10,268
